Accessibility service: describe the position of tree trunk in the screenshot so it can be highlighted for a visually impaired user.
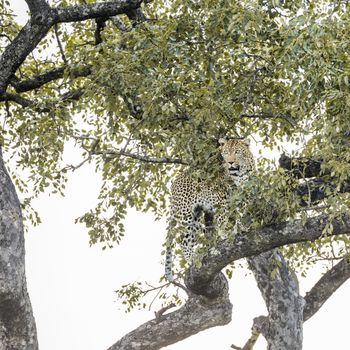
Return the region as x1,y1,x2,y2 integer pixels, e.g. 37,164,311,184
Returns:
0,150,38,350
248,249,304,350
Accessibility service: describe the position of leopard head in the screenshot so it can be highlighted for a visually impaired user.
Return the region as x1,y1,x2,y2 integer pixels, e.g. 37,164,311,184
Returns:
218,138,255,185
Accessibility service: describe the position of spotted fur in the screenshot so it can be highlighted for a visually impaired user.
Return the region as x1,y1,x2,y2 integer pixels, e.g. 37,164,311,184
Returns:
165,138,255,281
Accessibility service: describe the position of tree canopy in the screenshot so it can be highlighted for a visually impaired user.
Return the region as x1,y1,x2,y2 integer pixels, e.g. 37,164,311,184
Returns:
1,0,350,349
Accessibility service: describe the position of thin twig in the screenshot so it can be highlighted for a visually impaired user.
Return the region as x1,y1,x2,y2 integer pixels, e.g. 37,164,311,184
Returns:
172,281,189,295
93,148,187,165
297,204,330,212
54,24,68,65
154,303,176,320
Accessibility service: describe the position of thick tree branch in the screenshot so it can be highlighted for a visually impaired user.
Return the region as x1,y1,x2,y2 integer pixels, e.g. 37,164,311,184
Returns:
187,213,350,292
108,282,232,350
303,257,350,321
55,0,142,23
279,154,323,178
25,0,50,15
0,92,33,107
0,15,53,93
0,89,83,109
245,256,350,348
10,65,92,93
0,1,143,93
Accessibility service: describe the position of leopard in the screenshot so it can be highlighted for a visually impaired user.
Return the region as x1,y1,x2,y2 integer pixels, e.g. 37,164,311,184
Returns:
165,138,255,282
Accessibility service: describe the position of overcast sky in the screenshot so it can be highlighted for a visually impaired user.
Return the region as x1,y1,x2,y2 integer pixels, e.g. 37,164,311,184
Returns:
7,1,350,349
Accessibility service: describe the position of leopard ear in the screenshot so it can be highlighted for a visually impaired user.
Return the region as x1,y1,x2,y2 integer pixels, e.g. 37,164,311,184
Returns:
218,138,226,146
243,138,251,146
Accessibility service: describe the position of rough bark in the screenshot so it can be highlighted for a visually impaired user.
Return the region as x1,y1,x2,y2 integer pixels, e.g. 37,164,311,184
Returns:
0,0,142,94
107,216,350,350
108,286,232,350
9,65,92,93
187,212,350,290
0,150,38,350
0,2,144,349
237,255,350,350
248,250,304,350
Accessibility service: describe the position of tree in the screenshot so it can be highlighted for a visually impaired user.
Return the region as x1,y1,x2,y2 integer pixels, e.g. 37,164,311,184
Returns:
1,0,350,349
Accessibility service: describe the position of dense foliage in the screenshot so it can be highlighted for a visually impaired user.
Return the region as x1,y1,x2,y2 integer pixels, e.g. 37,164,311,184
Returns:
1,0,350,278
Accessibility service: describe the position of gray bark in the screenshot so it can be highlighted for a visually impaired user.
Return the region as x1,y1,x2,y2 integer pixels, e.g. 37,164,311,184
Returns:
248,250,304,350
0,2,144,348
187,212,350,290
109,275,232,350
0,150,38,350
0,0,142,94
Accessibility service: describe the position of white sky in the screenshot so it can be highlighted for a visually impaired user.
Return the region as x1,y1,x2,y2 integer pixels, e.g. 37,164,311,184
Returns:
7,1,350,349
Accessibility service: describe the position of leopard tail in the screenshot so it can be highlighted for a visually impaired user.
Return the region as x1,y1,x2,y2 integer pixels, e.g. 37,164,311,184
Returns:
165,245,174,282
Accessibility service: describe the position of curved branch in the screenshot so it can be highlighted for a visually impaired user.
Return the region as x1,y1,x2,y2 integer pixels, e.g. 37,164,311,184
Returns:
0,16,53,93
108,292,232,350
0,1,143,93
187,213,350,290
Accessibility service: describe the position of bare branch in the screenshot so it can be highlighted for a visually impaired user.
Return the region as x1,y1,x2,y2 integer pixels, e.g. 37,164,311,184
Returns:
54,24,68,64
303,257,350,321
154,303,176,320
93,148,187,165
55,0,143,23
240,112,297,127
